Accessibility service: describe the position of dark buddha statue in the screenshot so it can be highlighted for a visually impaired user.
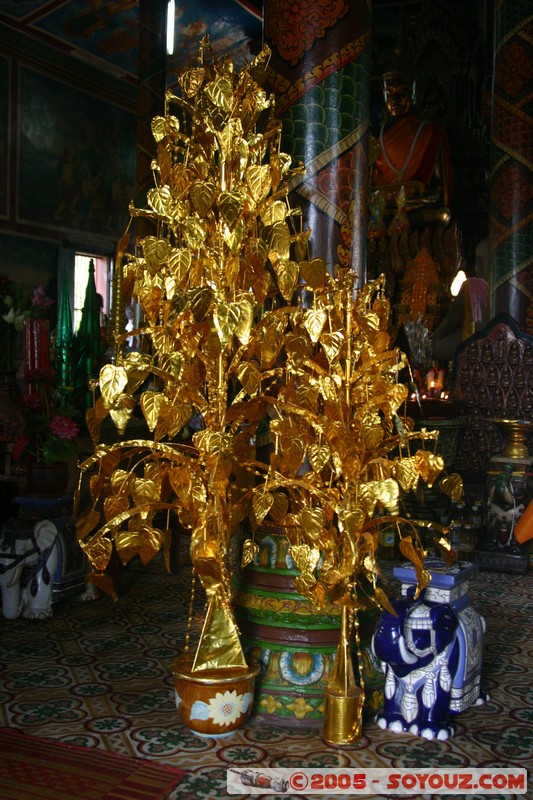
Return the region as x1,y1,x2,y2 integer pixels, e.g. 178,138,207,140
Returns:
370,59,453,236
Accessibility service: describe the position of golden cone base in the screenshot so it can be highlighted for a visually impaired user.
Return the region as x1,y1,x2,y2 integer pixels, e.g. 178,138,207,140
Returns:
323,687,364,747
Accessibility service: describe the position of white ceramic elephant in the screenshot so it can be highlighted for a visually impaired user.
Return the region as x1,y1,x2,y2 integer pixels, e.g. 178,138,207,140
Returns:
0,519,59,619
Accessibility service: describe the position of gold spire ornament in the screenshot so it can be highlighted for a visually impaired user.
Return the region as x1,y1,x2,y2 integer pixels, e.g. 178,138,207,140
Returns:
75,37,461,722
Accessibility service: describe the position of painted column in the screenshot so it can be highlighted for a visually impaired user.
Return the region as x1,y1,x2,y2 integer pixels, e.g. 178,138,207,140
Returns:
264,0,372,283
135,0,167,237
489,2,533,332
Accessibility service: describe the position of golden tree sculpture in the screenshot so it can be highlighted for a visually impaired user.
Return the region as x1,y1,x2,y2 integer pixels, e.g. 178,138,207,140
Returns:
76,38,461,692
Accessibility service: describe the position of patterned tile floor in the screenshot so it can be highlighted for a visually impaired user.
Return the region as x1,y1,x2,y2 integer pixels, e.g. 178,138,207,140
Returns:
1,550,532,800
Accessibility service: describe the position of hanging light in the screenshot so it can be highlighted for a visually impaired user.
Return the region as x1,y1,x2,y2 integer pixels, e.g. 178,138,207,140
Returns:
166,0,175,55
450,269,467,297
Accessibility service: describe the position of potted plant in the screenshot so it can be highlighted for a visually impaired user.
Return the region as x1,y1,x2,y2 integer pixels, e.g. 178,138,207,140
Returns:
13,382,81,496
76,38,461,740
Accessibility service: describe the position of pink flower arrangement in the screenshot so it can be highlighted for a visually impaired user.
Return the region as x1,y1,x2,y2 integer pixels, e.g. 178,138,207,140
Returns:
13,393,81,466
0,276,55,330
32,284,55,312
49,415,79,441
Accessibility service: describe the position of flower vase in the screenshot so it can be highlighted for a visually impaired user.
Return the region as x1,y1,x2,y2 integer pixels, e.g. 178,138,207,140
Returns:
27,461,70,497
173,655,259,738
24,318,52,404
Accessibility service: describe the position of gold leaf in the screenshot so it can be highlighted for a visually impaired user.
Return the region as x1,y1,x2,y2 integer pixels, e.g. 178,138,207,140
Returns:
320,331,344,363
252,492,274,525
159,352,185,382
285,333,310,360
218,191,244,228
358,482,379,517
273,259,299,302
110,469,130,493
385,383,408,414
268,492,289,522
308,443,331,472
193,429,232,459
190,180,216,217
143,236,170,272
104,495,130,522
81,535,113,572
156,401,192,439
109,394,136,434
168,248,192,286
100,364,128,408
86,404,105,445
374,586,397,616
303,308,327,342
138,287,163,325
434,535,457,565
88,473,104,503
147,186,172,216
291,544,320,574
260,200,288,226
300,258,327,288
131,477,159,506
415,450,444,487
440,473,464,502
337,506,365,535
188,286,213,322
237,361,261,395
279,433,306,468
297,507,325,541
267,221,290,261
179,67,205,97
169,467,192,508
203,76,232,112
140,391,168,433
246,164,272,204
247,237,268,270
398,536,431,597
123,353,153,391
217,117,244,161
115,529,144,566
294,573,317,603
224,218,245,254
393,457,420,492
183,216,207,248
151,114,179,142
151,116,168,142
251,270,271,305
374,477,400,512
213,301,240,346
260,323,283,370
234,298,254,345
138,525,164,565
241,538,259,568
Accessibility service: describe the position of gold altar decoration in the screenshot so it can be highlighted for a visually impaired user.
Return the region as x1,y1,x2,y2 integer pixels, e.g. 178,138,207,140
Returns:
75,38,460,694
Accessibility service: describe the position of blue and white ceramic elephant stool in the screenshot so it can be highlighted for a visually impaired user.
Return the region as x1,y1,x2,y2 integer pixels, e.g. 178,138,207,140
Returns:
0,518,59,619
372,578,488,740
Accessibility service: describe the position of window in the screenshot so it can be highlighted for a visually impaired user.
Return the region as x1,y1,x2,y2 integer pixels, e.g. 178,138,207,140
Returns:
73,252,112,333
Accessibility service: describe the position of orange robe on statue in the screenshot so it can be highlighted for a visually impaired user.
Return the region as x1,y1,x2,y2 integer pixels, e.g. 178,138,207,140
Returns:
372,115,453,205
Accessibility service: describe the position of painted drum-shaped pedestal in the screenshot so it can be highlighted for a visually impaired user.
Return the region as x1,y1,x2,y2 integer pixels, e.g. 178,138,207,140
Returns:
173,655,259,738
232,526,383,727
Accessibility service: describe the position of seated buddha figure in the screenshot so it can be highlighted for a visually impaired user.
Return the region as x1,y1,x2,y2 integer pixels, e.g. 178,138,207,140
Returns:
370,62,453,235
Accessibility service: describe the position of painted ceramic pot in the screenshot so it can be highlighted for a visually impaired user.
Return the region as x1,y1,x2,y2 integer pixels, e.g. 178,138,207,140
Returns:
173,655,260,738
